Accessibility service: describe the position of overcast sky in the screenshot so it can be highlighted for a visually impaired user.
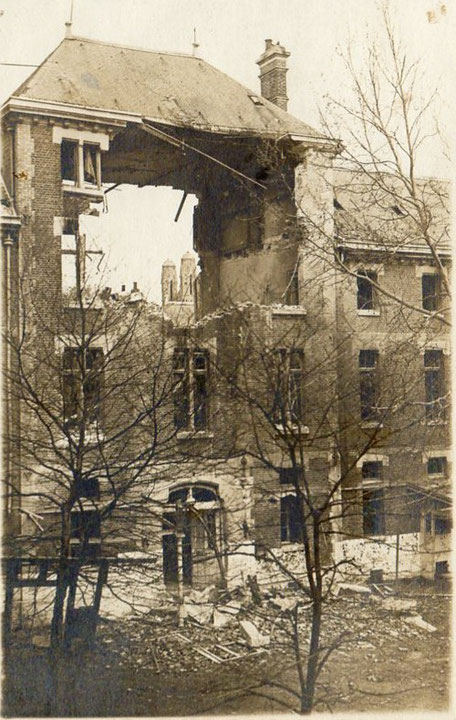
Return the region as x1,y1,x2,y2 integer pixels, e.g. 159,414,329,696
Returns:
1,0,454,300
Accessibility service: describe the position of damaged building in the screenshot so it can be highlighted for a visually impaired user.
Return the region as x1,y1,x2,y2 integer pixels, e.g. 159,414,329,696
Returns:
1,26,451,619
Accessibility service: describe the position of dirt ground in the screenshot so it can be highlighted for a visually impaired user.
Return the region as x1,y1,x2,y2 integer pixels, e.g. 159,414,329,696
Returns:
2,581,451,716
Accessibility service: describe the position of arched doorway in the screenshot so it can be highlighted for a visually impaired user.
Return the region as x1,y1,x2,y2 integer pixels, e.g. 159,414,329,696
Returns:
162,484,224,588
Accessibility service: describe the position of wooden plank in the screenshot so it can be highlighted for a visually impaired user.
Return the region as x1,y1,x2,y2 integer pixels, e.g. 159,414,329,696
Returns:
195,647,222,664
215,644,240,658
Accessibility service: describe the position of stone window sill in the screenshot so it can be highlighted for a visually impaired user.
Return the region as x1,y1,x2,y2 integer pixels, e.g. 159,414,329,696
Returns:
272,306,307,316
280,541,302,550
357,309,380,317
176,430,214,440
274,423,310,435
62,182,104,201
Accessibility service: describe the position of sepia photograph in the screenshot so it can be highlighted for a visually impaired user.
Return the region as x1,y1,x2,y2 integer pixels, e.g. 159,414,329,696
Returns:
0,0,453,716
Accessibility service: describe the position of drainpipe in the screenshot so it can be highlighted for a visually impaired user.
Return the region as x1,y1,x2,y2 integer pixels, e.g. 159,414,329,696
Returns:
175,500,185,626
3,236,13,517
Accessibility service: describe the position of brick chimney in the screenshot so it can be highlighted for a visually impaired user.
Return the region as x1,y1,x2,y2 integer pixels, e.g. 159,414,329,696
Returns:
256,39,290,111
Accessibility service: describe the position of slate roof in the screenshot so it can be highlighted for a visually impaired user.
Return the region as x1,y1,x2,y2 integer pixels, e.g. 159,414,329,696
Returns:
9,36,323,139
333,168,450,254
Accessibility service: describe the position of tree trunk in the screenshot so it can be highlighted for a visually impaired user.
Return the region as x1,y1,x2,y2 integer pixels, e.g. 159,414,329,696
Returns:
301,598,322,714
50,505,72,649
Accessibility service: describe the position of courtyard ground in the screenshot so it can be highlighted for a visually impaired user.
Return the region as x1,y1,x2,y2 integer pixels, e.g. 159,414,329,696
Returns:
2,579,451,716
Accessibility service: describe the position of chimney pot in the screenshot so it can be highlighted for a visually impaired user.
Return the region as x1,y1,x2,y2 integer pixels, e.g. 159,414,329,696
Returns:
121,284,126,292
132,281,138,292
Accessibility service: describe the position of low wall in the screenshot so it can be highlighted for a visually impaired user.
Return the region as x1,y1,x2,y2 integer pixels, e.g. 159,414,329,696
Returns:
333,533,421,581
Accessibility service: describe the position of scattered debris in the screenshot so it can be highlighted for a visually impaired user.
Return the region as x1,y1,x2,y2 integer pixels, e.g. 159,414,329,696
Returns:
371,583,394,597
181,601,213,625
213,602,241,628
269,596,298,613
383,598,417,615
239,619,270,648
404,615,437,633
195,641,267,664
336,583,371,598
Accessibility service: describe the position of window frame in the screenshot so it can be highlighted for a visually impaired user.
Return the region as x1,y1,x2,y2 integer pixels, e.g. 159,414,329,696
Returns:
359,349,380,422
427,456,447,477
60,138,102,192
173,347,210,432
280,492,302,543
362,487,386,536
421,273,440,312
62,346,103,428
285,267,299,305
424,349,446,422
272,348,305,428
356,270,378,314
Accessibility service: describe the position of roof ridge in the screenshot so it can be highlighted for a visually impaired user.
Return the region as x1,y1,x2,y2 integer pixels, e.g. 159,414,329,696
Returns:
67,34,197,59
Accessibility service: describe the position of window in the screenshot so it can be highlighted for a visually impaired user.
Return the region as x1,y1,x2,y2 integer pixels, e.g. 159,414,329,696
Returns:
427,456,446,476
362,461,383,483
74,475,100,500
434,515,451,535
61,141,77,182
173,348,209,431
422,274,440,311
61,219,104,297
362,488,385,535
61,139,101,189
285,268,299,305
279,466,303,485
359,350,379,421
62,347,103,428
280,494,302,542
272,349,304,425
424,350,445,421
357,270,377,311
70,509,101,558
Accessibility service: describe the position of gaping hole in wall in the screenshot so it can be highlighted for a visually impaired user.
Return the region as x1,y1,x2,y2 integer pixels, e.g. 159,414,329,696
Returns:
88,123,300,313
84,184,199,311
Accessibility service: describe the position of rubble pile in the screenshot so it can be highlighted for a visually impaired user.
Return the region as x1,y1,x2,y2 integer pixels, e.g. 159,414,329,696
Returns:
95,579,448,678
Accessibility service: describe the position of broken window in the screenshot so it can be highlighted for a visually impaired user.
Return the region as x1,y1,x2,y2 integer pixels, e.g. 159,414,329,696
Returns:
61,139,102,189
285,268,299,305
422,274,440,312
424,350,445,421
62,347,103,428
61,219,104,299
272,348,304,426
357,270,377,311
162,484,221,586
173,348,209,431
362,488,385,535
359,349,379,421
280,493,302,542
